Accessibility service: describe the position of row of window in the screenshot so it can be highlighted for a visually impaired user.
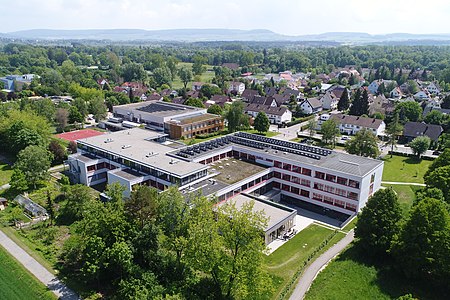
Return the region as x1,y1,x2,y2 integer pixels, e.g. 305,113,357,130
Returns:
273,161,312,176
273,172,311,187
312,193,357,212
313,183,358,200
314,171,360,189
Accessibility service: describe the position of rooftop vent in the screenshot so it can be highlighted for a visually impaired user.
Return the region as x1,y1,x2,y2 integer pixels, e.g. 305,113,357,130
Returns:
121,145,131,149
104,138,114,143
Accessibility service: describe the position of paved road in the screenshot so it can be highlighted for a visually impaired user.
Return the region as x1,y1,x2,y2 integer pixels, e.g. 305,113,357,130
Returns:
381,181,426,187
289,230,355,300
0,230,79,300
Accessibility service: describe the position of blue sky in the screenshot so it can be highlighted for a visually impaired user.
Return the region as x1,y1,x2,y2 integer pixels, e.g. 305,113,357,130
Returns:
2,0,450,35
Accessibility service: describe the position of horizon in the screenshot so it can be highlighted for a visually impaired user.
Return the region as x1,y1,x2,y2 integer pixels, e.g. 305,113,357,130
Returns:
2,0,450,35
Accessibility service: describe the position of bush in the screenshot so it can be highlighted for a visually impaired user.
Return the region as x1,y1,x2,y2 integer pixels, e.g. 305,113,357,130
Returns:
286,115,314,127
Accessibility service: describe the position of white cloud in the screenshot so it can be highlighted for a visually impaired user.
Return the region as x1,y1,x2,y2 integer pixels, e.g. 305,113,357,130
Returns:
1,0,450,35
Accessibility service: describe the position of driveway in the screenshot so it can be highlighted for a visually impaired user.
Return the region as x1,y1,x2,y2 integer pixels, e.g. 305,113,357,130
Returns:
0,229,79,300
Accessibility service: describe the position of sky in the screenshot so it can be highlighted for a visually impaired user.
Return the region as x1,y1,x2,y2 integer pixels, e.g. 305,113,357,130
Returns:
2,0,450,35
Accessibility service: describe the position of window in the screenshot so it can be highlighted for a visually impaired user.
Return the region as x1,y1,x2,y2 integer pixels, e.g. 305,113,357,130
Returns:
274,161,282,168
314,183,324,190
371,173,375,183
292,165,300,173
291,176,301,184
348,180,360,189
283,163,292,171
326,174,337,183
346,203,357,212
312,193,323,201
335,188,347,197
273,171,281,179
315,171,325,180
273,182,281,189
323,196,334,204
348,192,358,200
300,189,310,198
282,174,290,181
324,185,335,194
301,168,312,176
291,187,300,195
301,179,310,187
337,176,348,185
281,184,290,191
334,199,345,208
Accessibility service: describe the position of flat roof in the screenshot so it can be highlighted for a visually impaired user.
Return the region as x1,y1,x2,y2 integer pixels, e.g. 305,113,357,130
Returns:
114,101,203,118
110,169,143,181
224,194,296,231
173,133,383,177
76,128,207,177
168,113,221,125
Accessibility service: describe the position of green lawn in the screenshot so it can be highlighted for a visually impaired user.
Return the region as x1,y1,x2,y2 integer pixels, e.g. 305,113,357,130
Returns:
382,155,432,184
0,162,13,186
0,245,56,300
264,224,345,299
305,245,443,300
382,184,420,214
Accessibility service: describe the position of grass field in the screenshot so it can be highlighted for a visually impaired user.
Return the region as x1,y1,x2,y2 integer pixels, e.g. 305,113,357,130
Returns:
305,245,444,300
382,184,420,214
0,245,56,300
0,162,13,186
172,62,216,89
382,155,432,183
264,224,345,299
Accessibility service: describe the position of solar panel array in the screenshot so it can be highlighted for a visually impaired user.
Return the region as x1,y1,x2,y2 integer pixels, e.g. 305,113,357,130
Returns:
137,102,185,113
234,132,332,159
174,132,332,160
176,137,231,158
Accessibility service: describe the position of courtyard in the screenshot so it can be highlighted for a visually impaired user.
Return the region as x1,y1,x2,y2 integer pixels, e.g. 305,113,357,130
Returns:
210,158,267,184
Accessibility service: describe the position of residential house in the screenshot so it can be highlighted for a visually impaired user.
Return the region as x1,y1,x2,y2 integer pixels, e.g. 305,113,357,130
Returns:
427,82,441,95
192,82,206,91
245,104,292,124
228,81,245,95
146,94,163,101
222,63,240,70
209,95,232,107
320,91,339,110
414,90,431,100
368,79,397,95
186,90,200,99
390,87,403,99
368,95,392,116
402,122,443,143
330,114,386,136
299,98,323,115
242,89,259,102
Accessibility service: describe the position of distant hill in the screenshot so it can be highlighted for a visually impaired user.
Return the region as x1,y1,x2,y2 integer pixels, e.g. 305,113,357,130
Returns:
5,29,450,44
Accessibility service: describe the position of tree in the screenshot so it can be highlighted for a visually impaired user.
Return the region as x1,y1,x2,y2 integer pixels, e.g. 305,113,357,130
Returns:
395,101,422,122
125,185,159,229
254,111,270,134
391,198,450,283
409,136,430,158
441,94,450,109
424,110,444,125
178,66,192,90
46,190,55,225
186,197,271,299
121,62,147,82
321,119,339,147
62,184,94,222
424,165,450,203
199,84,222,99
55,108,69,132
355,188,402,255
105,182,125,206
68,140,78,154
207,104,223,115
184,98,205,108
226,101,249,133
48,140,67,165
9,168,28,192
349,89,368,116
14,145,52,189
425,148,450,178
153,66,172,87
337,89,350,111
69,106,84,124
192,55,206,76
89,97,107,122
385,112,403,158
306,118,317,139
345,128,380,158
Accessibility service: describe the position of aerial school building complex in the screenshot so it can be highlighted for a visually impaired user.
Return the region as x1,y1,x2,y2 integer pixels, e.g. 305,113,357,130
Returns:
68,128,383,243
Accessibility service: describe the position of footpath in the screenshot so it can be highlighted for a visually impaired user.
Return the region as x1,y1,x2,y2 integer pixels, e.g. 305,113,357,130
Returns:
0,229,79,300
289,230,355,300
